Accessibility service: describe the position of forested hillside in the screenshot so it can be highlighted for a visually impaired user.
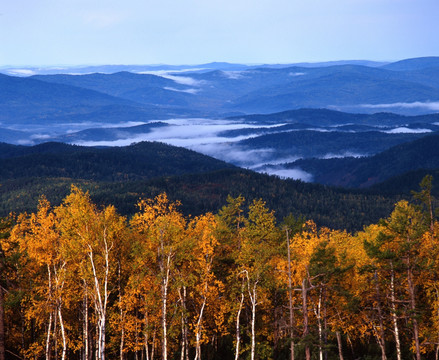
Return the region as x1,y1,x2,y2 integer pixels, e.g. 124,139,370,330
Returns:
0,167,411,233
0,141,235,181
292,133,439,187
1,177,438,360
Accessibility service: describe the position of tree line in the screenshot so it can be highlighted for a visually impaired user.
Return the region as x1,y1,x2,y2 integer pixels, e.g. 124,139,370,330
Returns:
0,176,438,360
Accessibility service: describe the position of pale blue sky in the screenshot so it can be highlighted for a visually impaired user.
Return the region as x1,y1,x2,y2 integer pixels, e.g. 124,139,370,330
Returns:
1,0,438,66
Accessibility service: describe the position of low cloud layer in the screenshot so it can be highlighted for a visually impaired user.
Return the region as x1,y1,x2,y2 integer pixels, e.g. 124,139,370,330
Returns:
360,101,439,111
164,87,200,94
73,119,306,178
255,165,313,182
19,115,437,183
5,69,36,76
320,151,367,159
384,127,432,134
221,71,247,79
137,70,207,87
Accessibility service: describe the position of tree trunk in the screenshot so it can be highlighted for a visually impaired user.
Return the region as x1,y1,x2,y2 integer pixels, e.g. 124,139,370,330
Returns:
135,313,139,360
83,289,89,360
286,228,295,360
250,285,257,360
195,281,208,360
46,311,53,360
54,264,67,360
234,281,245,360
161,252,171,360
119,261,125,360
58,305,67,360
0,286,5,360
390,263,401,360
373,271,387,360
178,287,189,360
144,312,149,360
336,331,344,360
315,289,323,360
88,241,109,360
406,261,421,360
302,279,311,360
151,330,156,360
436,287,439,360
245,271,258,360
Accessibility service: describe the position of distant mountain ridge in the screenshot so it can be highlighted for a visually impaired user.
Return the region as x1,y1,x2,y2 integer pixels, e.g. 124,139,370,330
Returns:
290,133,439,188
3,57,439,130
1,60,389,76
381,56,439,71
0,141,235,181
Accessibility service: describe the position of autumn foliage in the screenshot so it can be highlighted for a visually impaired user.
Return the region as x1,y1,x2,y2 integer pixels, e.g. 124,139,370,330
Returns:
1,179,439,360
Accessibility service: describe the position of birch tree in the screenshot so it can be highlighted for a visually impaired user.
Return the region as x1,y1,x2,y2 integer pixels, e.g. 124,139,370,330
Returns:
57,186,126,360
238,199,278,360
131,193,186,360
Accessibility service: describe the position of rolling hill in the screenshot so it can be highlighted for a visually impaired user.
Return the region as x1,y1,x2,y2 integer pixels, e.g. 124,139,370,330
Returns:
4,58,438,125
381,56,439,71
0,141,236,181
289,133,439,188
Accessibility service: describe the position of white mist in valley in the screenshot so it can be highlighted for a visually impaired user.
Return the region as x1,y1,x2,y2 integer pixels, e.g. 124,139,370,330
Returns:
70,118,314,181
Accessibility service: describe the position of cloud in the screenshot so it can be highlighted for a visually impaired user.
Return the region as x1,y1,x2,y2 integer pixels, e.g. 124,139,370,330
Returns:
71,119,295,171
6,69,36,76
30,134,52,140
160,75,205,86
221,71,247,79
72,119,270,148
383,127,433,134
257,166,313,182
164,87,200,94
321,152,367,159
192,144,276,167
137,70,207,86
360,101,439,111
289,72,306,76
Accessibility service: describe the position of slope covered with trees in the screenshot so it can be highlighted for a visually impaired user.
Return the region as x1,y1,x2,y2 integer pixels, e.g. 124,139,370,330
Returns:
0,141,235,182
292,133,439,188
1,176,439,360
0,167,408,233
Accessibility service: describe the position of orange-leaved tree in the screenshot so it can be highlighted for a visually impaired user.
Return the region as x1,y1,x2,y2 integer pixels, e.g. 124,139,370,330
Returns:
130,193,186,360
56,185,128,360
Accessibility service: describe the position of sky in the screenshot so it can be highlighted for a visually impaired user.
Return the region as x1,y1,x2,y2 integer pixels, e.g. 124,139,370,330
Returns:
0,0,438,66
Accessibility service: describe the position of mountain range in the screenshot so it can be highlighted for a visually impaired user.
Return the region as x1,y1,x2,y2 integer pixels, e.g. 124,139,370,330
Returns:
2,57,439,129
0,140,424,232
1,56,439,228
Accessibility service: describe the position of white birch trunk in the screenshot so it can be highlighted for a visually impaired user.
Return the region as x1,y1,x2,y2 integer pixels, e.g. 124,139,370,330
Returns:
336,331,344,360
194,291,207,360
390,263,401,360
88,228,111,360
145,309,150,360
178,286,188,360
58,305,67,360
83,284,89,360
314,289,323,360
46,311,53,360
234,280,245,360
46,265,53,360
245,271,258,360
54,263,67,360
286,228,295,360
161,252,171,360
301,278,311,360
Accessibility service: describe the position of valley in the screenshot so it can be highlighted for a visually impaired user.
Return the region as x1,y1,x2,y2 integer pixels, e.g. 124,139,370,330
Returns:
1,57,439,223
2,57,439,360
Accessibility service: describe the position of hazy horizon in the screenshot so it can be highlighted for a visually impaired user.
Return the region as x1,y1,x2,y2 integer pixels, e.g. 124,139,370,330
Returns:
1,0,438,67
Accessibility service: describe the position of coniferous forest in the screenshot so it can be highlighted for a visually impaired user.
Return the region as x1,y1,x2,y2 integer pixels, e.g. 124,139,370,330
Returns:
1,176,439,360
